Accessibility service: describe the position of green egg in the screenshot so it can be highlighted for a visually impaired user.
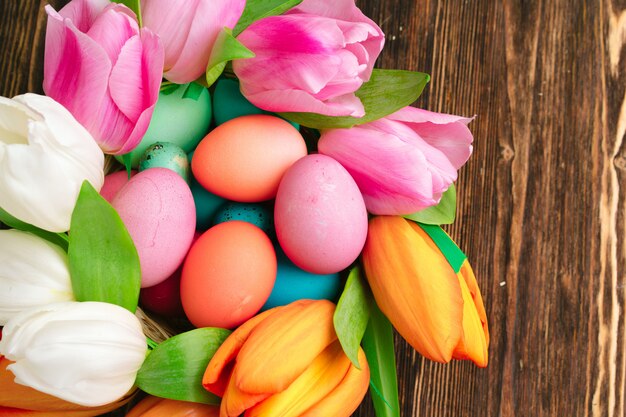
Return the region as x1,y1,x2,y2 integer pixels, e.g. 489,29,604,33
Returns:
213,202,274,238
139,142,189,182
213,78,299,130
117,82,212,168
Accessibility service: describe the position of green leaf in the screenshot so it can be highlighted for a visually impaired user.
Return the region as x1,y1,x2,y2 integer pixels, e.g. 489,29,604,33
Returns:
404,184,457,225
333,266,372,369
416,223,467,273
136,327,231,404
114,0,142,26
362,302,400,417
205,28,255,87
0,207,69,251
280,69,430,129
233,0,303,36
68,181,141,312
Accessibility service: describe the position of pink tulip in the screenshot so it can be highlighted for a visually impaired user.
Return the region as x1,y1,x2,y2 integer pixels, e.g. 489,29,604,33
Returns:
318,106,474,215
232,0,384,117
141,0,246,84
43,0,163,155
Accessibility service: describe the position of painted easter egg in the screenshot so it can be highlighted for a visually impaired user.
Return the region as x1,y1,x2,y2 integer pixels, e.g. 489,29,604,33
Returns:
191,115,307,202
100,170,135,203
139,142,189,182
213,202,274,237
274,154,368,274
116,83,212,167
188,151,226,231
180,221,276,329
112,168,196,288
212,78,299,129
262,247,342,310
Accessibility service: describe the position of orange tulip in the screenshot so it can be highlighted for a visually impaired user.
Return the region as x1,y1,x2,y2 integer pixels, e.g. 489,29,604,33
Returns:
125,395,219,417
202,299,369,417
0,356,133,417
362,216,489,367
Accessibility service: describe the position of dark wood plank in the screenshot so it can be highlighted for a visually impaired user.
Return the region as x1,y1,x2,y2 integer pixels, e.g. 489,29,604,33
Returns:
1,0,625,416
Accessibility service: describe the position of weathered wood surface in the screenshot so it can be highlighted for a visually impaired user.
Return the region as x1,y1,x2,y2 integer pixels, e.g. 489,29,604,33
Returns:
1,1,625,416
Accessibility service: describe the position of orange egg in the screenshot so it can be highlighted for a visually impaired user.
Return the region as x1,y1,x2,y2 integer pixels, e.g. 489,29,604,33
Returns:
180,221,276,328
191,115,307,202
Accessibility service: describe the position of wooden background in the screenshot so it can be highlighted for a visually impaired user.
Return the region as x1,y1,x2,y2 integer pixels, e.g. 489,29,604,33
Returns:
1,0,625,416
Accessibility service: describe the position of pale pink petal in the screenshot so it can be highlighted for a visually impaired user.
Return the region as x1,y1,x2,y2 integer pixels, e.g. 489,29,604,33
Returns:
43,6,110,135
389,107,474,168
57,0,109,32
108,29,163,154
318,126,437,215
165,0,246,83
141,0,200,71
243,88,364,117
87,7,139,65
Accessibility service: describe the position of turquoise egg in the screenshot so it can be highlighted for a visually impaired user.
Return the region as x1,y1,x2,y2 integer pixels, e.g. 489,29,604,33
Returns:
261,248,342,310
117,82,212,168
139,142,189,182
213,202,274,237
213,78,299,130
189,151,226,231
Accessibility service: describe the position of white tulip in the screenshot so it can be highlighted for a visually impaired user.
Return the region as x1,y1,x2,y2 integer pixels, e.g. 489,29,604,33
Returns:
0,229,74,325
0,93,104,232
0,301,147,407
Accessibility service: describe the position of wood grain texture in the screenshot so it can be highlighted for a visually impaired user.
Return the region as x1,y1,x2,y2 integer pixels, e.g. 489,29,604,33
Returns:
1,0,624,416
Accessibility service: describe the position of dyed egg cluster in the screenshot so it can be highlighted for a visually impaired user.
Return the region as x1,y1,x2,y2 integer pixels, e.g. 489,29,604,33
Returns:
103,79,368,330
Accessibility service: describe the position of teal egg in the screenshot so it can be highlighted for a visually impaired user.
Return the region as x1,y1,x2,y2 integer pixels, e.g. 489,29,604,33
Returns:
213,78,299,130
117,82,212,168
261,248,342,310
213,202,274,237
139,142,189,182
189,151,226,231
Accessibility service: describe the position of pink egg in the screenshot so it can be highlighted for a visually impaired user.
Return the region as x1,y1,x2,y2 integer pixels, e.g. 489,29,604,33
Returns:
274,154,368,274
100,170,136,203
112,168,196,288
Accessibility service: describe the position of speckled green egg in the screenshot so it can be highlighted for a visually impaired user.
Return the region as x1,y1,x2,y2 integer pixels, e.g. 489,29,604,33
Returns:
117,82,212,168
213,78,299,130
213,201,274,238
139,142,189,182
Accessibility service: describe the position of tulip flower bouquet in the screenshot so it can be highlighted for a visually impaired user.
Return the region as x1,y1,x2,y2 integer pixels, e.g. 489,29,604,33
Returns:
0,0,489,416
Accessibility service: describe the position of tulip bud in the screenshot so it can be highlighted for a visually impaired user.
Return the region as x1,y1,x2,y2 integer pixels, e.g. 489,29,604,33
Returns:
0,229,74,325
141,0,246,84
362,216,489,367
203,300,370,417
0,94,104,232
0,301,148,407
44,0,164,154
233,0,384,117
318,106,474,215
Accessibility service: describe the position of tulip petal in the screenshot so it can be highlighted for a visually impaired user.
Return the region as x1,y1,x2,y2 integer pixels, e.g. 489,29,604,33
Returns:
221,372,270,417
388,107,474,169
245,341,352,417
301,348,370,417
165,0,245,83
362,216,464,363
0,357,133,416
43,6,110,134
452,261,489,367
203,308,279,396
241,88,365,117
234,300,337,394
125,395,220,417
85,7,139,66
55,0,109,32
